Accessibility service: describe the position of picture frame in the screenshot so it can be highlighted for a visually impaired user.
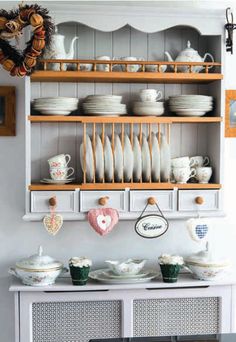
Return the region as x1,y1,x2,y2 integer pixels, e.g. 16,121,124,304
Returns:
0,86,16,136
225,90,236,137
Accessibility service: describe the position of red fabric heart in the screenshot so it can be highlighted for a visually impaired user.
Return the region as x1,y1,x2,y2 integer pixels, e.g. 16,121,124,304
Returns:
88,208,119,236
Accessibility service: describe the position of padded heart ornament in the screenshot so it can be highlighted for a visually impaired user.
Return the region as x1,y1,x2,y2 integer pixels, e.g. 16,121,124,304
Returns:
186,218,210,242
88,208,119,236
43,214,63,236
0,4,53,77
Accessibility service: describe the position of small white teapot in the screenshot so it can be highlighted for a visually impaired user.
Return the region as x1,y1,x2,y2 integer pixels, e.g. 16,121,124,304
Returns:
165,41,214,73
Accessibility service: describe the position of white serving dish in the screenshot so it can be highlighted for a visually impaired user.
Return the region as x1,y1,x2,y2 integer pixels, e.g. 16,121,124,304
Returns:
9,246,66,286
89,268,158,284
185,250,231,281
133,108,164,116
105,258,146,275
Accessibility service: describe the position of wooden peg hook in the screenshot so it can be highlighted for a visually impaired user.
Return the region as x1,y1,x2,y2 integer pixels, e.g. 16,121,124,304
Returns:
195,196,204,205
98,196,109,206
147,197,157,205
49,196,57,207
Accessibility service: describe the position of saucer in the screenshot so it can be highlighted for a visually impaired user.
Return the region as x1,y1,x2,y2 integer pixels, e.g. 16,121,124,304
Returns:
40,178,75,184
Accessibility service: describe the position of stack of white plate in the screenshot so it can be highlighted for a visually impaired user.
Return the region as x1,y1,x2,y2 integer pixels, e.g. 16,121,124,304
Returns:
33,97,79,115
83,95,127,116
169,95,213,117
133,101,164,116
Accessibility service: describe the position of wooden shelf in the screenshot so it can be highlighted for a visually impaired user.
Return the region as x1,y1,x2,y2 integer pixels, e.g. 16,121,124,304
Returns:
29,183,222,191
28,116,223,124
31,71,223,83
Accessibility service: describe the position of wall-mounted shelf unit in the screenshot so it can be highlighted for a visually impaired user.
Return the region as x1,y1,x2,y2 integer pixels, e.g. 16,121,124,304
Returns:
24,9,225,221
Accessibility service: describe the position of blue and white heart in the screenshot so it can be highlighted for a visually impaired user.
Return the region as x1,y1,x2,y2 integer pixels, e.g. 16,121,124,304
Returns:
186,218,210,242
195,224,208,240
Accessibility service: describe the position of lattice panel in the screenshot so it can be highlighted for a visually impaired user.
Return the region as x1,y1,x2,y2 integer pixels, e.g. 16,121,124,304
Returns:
133,297,219,337
32,300,121,342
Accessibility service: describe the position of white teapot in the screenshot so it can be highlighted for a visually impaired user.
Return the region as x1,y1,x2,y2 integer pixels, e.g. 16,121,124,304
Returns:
43,27,78,71
165,41,214,73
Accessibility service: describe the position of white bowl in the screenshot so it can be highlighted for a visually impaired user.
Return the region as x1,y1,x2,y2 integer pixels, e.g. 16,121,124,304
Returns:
105,259,146,275
184,260,231,281
133,107,164,116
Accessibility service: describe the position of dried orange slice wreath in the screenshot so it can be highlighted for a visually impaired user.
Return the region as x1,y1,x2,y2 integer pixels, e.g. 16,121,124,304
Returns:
0,4,53,77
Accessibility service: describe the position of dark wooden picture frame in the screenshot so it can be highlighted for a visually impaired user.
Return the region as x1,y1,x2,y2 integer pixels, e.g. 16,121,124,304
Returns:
225,90,236,137
0,86,16,136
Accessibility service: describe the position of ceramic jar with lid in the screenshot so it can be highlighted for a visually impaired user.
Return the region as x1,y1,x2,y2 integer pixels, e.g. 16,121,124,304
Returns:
9,246,66,286
184,247,231,281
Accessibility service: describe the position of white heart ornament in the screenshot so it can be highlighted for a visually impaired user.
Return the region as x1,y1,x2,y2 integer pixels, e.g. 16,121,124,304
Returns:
43,214,63,235
97,215,112,230
186,218,210,242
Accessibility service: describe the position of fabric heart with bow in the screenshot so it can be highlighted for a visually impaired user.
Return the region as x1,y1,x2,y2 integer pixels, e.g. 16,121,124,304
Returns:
88,208,119,236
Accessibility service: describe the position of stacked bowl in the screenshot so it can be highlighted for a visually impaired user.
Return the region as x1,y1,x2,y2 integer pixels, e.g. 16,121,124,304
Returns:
169,95,213,117
33,97,79,115
83,95,127,116
133,89,164,116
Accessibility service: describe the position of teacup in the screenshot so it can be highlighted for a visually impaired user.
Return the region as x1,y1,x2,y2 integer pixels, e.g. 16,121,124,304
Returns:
80,63,93,71
196,167,212,184
48,154,71,168
140,89,162,102
96,56,111,72
190,156,210,168
173,167,196,184
171,156,190,168
120,56,143,72
50,167,74,180
145,64,167,73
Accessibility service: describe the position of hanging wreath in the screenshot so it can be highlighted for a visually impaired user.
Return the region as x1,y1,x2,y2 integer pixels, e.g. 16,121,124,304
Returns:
0,4,54,77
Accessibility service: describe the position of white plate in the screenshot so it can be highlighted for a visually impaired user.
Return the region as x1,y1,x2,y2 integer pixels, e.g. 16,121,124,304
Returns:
151,132,160,182
40,178,75,184
95,134,104,182
89,269,159,284
104,135,114,182
133,135,142,182
175,110,208,117
160,133,171,182
141,133,151,182
80,134,94,182
124,134,134,182
84,112,127,116
114,134,123,182
101,269,150,279
38,110,73,115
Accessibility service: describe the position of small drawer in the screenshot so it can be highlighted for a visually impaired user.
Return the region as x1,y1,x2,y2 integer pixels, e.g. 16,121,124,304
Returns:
178,190,220,211
31,191,75,213
80,190,127,212
130,190,174,212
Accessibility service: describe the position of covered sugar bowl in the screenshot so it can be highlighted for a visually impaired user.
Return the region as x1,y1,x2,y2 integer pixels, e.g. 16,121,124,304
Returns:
9,246,66,286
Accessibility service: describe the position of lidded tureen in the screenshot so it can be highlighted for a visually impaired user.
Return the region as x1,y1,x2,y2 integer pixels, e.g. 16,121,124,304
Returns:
165,40,214,73
9,246,66,286
184,217,231,280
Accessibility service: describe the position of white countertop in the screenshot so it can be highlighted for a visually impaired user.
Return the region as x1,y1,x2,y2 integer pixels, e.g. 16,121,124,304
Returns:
9,273,236,292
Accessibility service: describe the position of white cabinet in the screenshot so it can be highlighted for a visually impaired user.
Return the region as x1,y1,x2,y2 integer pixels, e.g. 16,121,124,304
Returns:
10,279,233,342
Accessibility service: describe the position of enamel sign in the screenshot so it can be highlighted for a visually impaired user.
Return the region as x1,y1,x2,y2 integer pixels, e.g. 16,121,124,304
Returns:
135,214,169,239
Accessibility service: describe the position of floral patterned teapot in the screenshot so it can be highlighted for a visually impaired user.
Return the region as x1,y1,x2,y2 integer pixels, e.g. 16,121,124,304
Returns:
165,40,214,73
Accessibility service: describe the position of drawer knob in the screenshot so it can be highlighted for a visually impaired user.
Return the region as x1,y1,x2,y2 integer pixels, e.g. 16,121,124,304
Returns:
98,196,109,206
195,196,204,205
49,196,57,207
147,197,157,205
